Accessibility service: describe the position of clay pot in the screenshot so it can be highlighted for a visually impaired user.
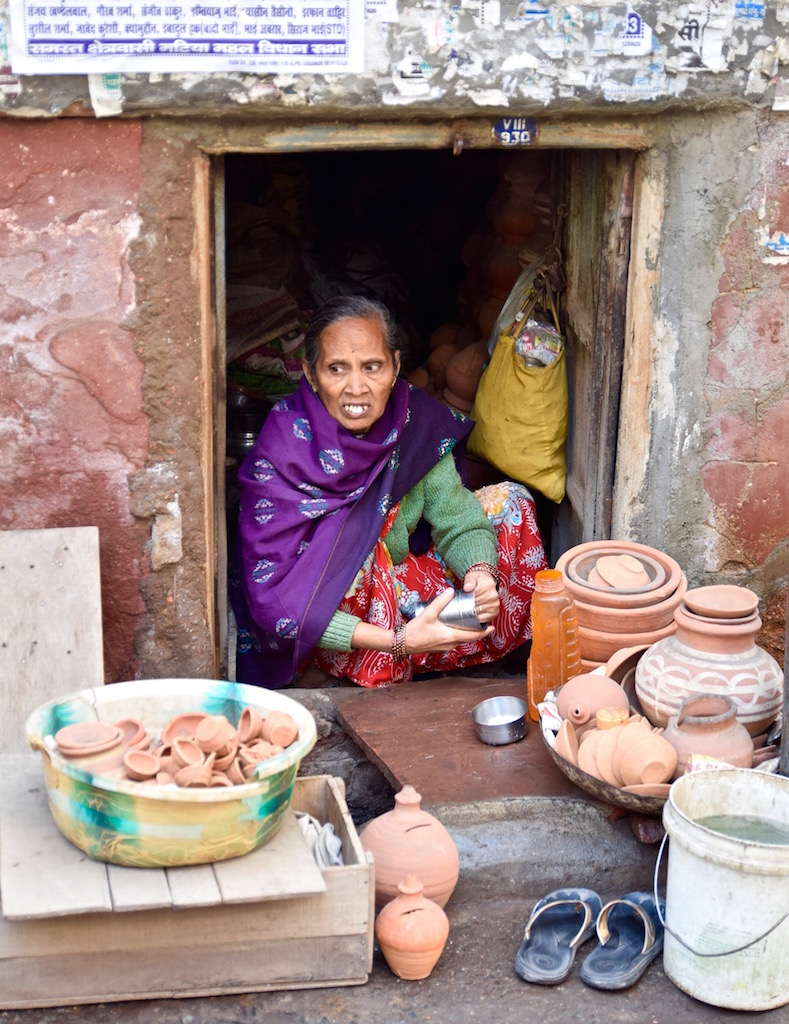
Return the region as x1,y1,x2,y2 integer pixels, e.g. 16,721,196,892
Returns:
577,617,679,664
444,341,488,404
429,322,460,350
195,714,236,754
553,720,579,765
427,343,458,377
238,706,263,744
635,590,784,736
477,295,504,338
261,711,299,748
374,875,450,981
114,718,148,750
486,239,525,296
556,541,682,609
360,785,459,910
442,387,474,414
161,712,209,746
555,674,630,731
172,737,205,768
663,694,754,779
122,748,160,782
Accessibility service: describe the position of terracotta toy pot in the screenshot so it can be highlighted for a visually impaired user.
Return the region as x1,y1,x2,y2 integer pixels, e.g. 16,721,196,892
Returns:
360,785,459,911
555,674,630,730
374,875,450,981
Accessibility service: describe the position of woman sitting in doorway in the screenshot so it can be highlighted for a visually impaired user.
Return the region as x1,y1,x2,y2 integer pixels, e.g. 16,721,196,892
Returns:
232,294,547,688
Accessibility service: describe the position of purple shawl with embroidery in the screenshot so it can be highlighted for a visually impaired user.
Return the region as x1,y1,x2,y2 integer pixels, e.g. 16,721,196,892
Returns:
237,376,472,688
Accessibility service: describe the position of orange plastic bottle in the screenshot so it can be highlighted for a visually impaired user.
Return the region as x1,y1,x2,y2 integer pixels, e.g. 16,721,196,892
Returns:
526,568,581,721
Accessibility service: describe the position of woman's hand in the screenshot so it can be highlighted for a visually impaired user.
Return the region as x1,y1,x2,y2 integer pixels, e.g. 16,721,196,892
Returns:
405,588,493,654
462,568,500,624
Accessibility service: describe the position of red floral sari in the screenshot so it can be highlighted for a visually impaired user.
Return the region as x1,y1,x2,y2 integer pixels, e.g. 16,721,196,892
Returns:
311,481,547,686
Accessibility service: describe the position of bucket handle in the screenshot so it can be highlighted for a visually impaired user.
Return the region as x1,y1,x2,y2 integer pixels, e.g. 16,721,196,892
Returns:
654,833,789,958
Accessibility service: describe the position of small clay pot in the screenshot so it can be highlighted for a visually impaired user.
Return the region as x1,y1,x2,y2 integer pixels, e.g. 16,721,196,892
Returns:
172,737,205,768
261,711,299,748
114,718,148,750
161,712,210,746
238,706,263,744
619,734,677,787
663,694,754,779
374,875,450,981
175,753,214,788
555,674,630,730
122,748,160,781
195,714,236,753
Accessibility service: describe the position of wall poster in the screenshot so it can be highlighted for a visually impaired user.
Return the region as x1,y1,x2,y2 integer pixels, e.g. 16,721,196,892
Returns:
8,1,363,74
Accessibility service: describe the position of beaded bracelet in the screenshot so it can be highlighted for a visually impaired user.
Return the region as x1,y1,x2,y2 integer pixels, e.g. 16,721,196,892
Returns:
392,622,407,661
465,562,500,589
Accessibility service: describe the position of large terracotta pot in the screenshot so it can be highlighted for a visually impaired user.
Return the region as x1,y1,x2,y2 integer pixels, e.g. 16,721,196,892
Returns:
635,591,783,737
663,694,754,779
359,785,459,910
374,875,450,981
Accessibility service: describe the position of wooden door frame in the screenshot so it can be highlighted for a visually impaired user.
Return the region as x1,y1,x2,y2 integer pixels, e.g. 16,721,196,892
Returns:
195,118,660,672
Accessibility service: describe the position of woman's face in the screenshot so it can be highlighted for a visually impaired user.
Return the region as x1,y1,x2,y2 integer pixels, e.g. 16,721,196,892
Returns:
304,315,400,435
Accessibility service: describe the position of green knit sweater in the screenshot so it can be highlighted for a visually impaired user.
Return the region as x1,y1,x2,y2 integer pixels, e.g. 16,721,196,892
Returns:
318,452,498,651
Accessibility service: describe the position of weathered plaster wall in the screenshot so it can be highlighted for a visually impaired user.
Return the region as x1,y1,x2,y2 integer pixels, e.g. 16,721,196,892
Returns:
0,119,149,681
0,1,787,677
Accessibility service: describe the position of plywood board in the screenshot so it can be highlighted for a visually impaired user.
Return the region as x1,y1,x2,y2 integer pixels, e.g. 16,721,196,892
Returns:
0,527,104,755
331,675,582,805
0,756,326,920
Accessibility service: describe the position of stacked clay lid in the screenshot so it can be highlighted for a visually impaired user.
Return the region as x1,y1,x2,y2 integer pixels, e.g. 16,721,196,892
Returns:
555,540,687,669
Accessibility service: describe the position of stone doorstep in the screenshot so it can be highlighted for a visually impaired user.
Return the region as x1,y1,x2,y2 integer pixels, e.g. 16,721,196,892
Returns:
291,677,664,902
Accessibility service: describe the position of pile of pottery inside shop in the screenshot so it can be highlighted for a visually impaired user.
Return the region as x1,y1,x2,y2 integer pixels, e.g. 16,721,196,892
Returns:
540,540,784,813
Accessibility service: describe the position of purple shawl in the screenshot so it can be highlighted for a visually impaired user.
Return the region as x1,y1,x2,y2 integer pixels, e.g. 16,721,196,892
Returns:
237,376,473,687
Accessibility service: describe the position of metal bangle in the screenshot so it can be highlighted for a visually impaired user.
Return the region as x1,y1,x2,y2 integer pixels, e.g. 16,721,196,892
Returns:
392,622,407,661
466,562,500,588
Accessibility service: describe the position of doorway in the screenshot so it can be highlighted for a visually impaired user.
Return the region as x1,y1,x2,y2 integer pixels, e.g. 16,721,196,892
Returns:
215,143,635,676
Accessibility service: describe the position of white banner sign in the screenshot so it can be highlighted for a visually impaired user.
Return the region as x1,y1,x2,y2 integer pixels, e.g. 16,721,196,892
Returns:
8,0,363,73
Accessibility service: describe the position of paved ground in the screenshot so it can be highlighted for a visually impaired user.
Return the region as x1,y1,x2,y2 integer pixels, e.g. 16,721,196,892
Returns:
5,892,787,1024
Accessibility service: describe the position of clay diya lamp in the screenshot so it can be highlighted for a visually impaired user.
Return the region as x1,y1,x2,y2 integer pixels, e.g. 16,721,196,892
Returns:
175,752,214,788
122,748,160,782
553,720,579,766
55,721,124,758
171,736,205,769
161,711,210,746
195,714,236,754
226,757,246,786
114,718,148,750
213,735,240,772
261,711,299,748
156,743,180,776
237,706,263,744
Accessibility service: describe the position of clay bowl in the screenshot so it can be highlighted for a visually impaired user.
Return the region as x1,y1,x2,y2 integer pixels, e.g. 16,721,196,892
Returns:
572,573,687,635
683,584,759,619
25,678,317,868
556,541,683,609
578,618,678,664
472,696,528,746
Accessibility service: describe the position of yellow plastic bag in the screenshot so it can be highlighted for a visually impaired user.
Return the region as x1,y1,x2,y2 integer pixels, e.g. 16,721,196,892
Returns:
467,333,569,503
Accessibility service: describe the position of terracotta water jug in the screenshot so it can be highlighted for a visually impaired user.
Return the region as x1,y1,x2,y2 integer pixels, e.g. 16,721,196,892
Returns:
374,875,450,980
359,785,459,910
635,588,783,736
663,694,754,779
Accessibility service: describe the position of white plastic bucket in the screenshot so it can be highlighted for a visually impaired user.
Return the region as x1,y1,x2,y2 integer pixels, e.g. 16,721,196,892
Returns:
661,769,789,1010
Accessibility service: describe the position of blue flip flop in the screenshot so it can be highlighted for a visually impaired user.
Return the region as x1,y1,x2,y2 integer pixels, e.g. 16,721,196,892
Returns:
579,891,665,990
515,887,603,985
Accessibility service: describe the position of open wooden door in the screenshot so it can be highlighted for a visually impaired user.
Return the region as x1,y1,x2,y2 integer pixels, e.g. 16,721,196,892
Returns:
550,149,635,565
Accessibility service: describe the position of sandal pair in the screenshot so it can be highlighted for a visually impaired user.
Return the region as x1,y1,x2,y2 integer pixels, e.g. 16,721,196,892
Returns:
514,888,665,989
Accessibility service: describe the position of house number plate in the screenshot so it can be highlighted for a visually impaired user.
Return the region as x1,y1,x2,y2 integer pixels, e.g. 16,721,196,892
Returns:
492,117,538,146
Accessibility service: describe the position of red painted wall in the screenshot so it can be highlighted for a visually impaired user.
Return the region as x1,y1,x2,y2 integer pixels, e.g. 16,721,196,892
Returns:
0,119,149,681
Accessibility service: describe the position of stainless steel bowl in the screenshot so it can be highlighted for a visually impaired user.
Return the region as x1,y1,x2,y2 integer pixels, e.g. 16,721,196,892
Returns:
471,696,529,746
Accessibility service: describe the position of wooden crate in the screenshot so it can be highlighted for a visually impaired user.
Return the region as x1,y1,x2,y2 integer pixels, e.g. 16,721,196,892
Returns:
0,758,374,1008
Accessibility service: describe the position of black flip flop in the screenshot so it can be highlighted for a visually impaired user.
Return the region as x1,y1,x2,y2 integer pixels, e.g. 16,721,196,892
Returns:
579,891,665,990
515,887,603,985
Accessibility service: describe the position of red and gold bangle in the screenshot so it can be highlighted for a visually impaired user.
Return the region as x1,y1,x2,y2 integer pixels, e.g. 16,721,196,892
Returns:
392,622,407,661
465,562,500,589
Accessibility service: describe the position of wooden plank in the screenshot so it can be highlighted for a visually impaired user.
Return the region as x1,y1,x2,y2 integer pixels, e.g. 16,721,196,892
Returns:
0,527,104,756
0,756,112,919
107,864,173,912
165,864,221,908
212,808,326,903
331,676,584,806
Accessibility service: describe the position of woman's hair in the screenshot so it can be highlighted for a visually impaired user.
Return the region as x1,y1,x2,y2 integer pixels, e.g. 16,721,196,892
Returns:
303,295,399,375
